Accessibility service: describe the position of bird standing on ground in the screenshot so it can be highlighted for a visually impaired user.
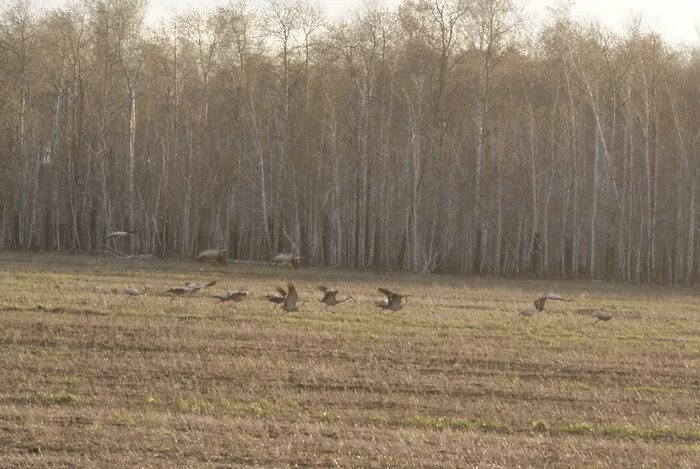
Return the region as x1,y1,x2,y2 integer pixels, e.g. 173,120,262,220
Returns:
317,285,353,312
375,288,408,312
519,306,538,319
593,308,614,323
196,249,228,266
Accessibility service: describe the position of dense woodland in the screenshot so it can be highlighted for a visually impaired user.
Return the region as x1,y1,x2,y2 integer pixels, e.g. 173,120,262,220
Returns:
0,0,698,282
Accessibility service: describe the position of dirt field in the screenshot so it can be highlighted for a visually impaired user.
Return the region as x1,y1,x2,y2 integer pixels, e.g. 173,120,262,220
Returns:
0,252,698,467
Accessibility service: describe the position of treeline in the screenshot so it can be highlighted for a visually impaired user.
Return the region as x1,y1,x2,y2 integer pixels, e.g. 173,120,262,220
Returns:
0,0,698,282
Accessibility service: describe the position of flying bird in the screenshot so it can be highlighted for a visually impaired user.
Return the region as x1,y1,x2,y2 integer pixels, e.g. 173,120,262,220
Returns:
123,287,149,297
103,230,138,245
537,292,572,308
215,289,250,303
273,252,301,270
267,283,304,312
316,285,352,312
518,293,571,319
185,281,217,293
196,249,228,266
375,288,408,312
166,286,192,295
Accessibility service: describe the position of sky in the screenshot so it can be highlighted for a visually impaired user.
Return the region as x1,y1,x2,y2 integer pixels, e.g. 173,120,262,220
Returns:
33,0,699,47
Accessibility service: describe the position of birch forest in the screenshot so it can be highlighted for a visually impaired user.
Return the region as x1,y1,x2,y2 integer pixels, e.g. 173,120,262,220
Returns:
0,0,698,282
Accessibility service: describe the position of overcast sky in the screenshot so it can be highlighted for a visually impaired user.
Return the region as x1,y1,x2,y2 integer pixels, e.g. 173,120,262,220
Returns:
33,0,699,46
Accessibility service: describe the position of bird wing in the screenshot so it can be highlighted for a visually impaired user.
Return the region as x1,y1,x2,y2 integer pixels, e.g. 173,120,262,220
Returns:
266,294,285,304
378,288,394,299
204,281,216,288
276,286,287,297
104,230,138,243
273,252,292,262
196,249,212,260
534,297,547,311
389,293,404,307
539,293,571,302
103,231,125,243
197,249,225,260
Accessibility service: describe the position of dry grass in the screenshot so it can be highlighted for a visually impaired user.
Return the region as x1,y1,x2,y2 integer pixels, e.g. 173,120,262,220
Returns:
0,251,699,467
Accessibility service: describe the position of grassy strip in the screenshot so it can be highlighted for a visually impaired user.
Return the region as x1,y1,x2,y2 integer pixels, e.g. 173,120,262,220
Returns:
560,422,700,441
404,415,700,442
405,415,508,433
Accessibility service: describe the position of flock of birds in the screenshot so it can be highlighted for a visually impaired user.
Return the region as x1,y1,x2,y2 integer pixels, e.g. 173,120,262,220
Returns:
107,231,614,323
123,281,406,314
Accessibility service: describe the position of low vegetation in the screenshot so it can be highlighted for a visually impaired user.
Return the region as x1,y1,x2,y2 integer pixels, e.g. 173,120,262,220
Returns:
0,252,699,466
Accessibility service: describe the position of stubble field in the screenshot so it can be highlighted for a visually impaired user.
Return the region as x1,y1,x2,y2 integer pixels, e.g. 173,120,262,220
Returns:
0,252,698,467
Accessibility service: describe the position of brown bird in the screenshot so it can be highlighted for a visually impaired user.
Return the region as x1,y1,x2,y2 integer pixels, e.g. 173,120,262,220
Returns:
103,230,138,245
196,249,228,266
124,286,149,297
593,308,614,323
273,252,301,270
317,285,353,312
215,289,250,302
376,288,408,312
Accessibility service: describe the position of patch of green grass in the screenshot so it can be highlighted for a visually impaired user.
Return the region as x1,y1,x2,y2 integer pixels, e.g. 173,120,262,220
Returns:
247,399,272,417
531,420,550,432
405,416,507,433
625,385,667,395
20,391,82,405
562,422,596,435
53,392,81,405
560,422,700,441
178,396,214,414
406,415,449,429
